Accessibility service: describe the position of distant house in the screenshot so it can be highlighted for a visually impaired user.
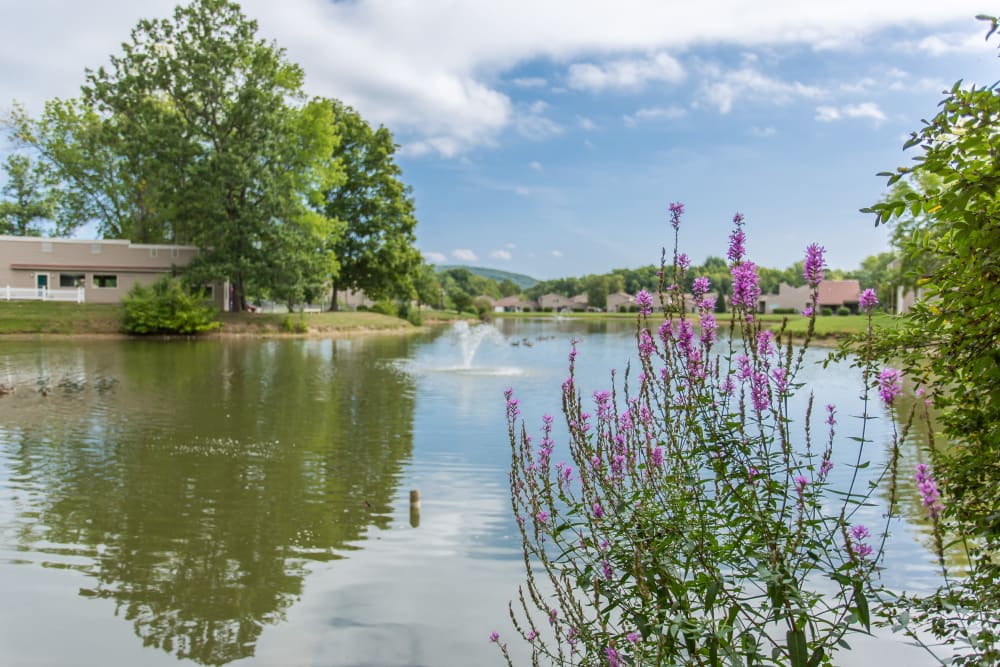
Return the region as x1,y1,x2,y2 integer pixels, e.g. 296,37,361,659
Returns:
818,279,861,313
538,293,574,311
570,293,590,310
759,284,811,313
494,296,537,312
607,292,634,312
0,235,228,310
759,281,862,314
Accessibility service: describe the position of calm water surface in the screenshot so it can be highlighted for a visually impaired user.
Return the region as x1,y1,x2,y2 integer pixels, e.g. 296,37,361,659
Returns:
0,320,946,665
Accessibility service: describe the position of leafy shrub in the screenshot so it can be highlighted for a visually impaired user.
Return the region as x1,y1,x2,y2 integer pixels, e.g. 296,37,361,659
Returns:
836,306,851,316
772,307,797,314
121,277,221,335
820,307,834,316
371,299,397,317
281,314,307,333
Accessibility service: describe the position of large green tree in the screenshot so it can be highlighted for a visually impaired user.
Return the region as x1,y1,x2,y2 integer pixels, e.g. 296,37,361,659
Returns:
8,0,343,311
0,153,54,236
321,99,420,310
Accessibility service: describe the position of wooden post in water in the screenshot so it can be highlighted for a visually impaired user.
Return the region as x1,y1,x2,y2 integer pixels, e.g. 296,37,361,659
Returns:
409,489,421,528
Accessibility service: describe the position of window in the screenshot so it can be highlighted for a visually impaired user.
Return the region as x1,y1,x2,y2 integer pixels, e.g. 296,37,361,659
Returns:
93,274,118,288
90,243,102,254
149,248,159,258
41,242,52,253
59,273,85,288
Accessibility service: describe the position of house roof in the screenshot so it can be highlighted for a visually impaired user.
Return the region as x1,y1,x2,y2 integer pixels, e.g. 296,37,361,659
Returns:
818,280,861,306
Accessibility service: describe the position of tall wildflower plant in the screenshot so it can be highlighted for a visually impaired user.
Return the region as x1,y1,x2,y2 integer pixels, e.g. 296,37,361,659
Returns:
500,208,900,667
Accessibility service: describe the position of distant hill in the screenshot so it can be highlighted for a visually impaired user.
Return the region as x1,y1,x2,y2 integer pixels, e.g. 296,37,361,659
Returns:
436,265,538,289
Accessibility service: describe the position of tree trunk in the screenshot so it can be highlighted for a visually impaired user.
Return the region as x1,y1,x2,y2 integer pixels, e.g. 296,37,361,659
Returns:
329,285,340,312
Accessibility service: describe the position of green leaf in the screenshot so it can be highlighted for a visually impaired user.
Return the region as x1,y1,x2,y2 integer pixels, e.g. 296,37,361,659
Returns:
787,628,807,667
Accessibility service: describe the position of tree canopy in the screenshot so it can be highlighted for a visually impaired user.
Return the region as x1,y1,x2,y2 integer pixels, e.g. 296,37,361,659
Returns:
3,0,435,311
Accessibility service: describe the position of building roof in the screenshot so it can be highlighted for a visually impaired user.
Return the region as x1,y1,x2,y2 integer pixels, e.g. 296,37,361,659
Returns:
817,279,861,306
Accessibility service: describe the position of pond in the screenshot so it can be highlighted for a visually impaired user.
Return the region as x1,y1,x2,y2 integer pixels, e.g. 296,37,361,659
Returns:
0,319,946,665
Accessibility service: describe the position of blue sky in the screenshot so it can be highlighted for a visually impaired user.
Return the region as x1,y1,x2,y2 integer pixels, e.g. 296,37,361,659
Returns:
2,1,996,279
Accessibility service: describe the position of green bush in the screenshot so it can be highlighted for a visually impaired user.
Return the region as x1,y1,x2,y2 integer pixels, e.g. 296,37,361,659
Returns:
837,306,851,316
281,314,308,333
772,307,797,315
371,299,397,316
820,307,834,316
121,277,221,335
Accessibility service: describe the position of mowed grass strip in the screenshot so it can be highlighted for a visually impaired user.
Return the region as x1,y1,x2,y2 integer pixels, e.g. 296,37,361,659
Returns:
0,301,124,334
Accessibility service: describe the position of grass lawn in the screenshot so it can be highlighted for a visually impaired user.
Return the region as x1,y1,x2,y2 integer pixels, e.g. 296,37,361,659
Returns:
0,301,436,336
0,301,124,334
218,310,415,334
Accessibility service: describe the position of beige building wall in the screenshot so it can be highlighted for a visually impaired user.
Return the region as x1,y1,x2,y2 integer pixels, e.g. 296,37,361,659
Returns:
0,236,226,309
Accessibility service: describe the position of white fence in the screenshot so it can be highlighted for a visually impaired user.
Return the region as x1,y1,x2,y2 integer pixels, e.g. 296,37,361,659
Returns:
3,286,86,303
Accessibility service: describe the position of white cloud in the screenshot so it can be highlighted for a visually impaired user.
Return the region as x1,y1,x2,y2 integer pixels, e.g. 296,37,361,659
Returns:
489,249,513,260
551,250,563,258
900,30,988,56
567,52,685,92
697,65,825,114
623,105,686,127
815,102,886,123
529,160,543,171
424,251,448,263
1,0,988,156
749,126,777,137
511,76,547,88
577,115,598,131
452,248,478,262
505,242,517,249
513,101,563,140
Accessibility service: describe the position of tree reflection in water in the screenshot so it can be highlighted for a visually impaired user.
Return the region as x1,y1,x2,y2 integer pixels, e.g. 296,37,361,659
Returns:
0,337,417,665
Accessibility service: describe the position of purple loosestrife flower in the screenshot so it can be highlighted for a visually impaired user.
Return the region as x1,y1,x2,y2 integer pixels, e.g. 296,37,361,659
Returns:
677,253,691,271
748,467,760,483
627,631,641,643
527,630,538,641
849,524,873,559
651,446,664,466
825,404,836,426
592,502,605,519
751,371,770,412
730,261,761,311
692,276,711,298
878,368,904,405
803,243,826,287
794,475,808,496
700,313,718,346
820,458,834,477
757,330,775,357
605,646,622,667
771,367,788,395
635,290,653,315
728,213,746,263
803,306,814,318
669,201,684,229
658,319,673,343
601,559,613,581
535,510,550,524
915,463,944,519
490,631,500,643
638,329,655,358
859,288,879,313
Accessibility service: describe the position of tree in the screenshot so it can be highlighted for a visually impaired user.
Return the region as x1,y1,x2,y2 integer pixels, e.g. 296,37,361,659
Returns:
862,16,1000,660
497,278,521,298
413,263,443,308
321,99,420,310
8,0,343,311
0,153,54,235
584,274,608,310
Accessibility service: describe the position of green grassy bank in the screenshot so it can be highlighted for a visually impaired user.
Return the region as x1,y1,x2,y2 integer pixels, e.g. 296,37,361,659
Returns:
0,301,441,336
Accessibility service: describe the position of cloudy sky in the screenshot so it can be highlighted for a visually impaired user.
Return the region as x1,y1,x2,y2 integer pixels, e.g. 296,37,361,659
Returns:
2,1,996,279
